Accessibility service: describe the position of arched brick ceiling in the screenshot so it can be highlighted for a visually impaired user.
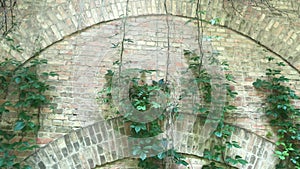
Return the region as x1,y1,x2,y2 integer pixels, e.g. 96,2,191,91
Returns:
1,0,300,73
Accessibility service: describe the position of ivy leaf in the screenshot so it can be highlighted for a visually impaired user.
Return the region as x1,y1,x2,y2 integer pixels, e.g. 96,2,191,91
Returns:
15,77,21,84
0,158,4,167
131,125,141,133
124,38,134,43
136,105,146,111
19,111,29,120
232,141,241,148
253,79,262,88
184,19,192,25
23,165,32,169
291,158,298,164
27,122,35,129
111,42,120,48
151,102,160,108
226,141,233,148
183,49,192,55
226,74,236,83
113,60,120,65
210,18,219,25
140,153,147,161
158,79,164,85
3,133,15,141
175,159,189,166
214,131,222,138
132,146,141,156
143,146,152,150
276,62,285,66
203,149,213,160
49,72,58,77
199,107,208,113
266,56,274,61
14,121,25,131
225,157,237,165
237,158,248,165
157,152,165,159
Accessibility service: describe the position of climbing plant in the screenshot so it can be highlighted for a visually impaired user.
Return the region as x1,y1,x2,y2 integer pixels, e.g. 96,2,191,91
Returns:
253,56,300,169
184,50,248,169
98,53,249,168
98,67,188,168
97,0,248,168
0,53,57,168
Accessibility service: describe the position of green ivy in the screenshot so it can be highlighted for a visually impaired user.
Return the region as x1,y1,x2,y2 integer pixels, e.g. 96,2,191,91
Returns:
99,50,248,168
98,68,188,168
184,50,248,168
0,58,57,169
253,56,300,169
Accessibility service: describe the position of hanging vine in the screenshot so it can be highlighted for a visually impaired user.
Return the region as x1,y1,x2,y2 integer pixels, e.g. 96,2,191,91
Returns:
253,57,300,169
98,0,189,168
195,0,205,71
96,0,251,168
0,0,17,35
0,57,58,169
183,48,248,169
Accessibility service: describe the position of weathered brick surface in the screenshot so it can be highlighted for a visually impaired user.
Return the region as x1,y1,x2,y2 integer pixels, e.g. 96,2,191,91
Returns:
34,15,299,141
1,0,299,168
1,0,299,69
22,118,278,169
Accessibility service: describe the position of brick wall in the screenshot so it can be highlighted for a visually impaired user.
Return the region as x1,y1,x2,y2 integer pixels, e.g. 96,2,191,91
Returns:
1,0,300,67
35,14,299,143
23,119,278,169
0,0,299,168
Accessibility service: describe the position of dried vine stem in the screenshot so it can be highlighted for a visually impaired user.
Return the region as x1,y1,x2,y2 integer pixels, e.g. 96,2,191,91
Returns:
119,0,129,75
164,0,170,83
0,0,17,35
196,0,204,72
222,0,289,16
163,1,173,168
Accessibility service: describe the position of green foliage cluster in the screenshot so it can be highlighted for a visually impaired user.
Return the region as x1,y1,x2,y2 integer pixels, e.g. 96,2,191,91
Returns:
184,50,248,169
0,57,57,169
99,50,248,168
253,57,300,169
98,68,188,168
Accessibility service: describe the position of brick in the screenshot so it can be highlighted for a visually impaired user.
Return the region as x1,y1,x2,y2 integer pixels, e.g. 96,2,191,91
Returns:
5,1,300,169
37,137,54,145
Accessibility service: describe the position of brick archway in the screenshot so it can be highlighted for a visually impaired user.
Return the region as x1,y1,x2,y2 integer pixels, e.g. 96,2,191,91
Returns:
2,1,298,168
2,0,300,71
23,119,277,169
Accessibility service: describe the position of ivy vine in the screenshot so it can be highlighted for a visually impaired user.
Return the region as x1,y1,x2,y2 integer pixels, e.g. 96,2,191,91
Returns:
253,56,300,169
184,50,248,169
0,56,57,168
98,53,249,168
98,66,188,168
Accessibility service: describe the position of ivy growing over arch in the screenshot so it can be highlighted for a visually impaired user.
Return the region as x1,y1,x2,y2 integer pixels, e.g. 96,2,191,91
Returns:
0,39,58,168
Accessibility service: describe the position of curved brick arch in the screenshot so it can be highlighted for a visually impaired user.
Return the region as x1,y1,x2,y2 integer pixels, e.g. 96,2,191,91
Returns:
4,1,297,168
23,118,278,169
2,0,300,71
